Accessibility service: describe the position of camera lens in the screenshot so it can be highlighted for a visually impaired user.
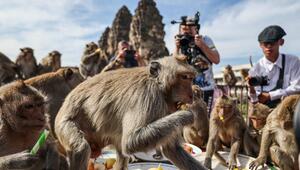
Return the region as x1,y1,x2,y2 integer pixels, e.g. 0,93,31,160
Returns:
248,77,260,86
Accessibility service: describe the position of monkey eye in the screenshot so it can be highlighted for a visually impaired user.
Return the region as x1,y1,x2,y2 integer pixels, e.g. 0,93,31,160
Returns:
36,102,44,107
24,104,34,109
180,74,194,80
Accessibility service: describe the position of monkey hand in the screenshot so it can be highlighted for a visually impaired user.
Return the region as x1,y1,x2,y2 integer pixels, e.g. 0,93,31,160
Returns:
249,156,266,170
227,158,237,170
204,157,212,170
0,150,40,170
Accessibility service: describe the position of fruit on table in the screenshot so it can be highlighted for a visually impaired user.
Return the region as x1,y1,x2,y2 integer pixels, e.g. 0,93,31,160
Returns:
104,158,116,169
183,144,193,154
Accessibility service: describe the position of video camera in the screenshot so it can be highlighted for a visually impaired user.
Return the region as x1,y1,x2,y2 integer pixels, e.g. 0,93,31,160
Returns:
248,76,269,86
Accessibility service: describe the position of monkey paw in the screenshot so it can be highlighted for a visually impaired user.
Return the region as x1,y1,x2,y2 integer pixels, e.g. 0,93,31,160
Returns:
249,157,266,170
204,157,212,170
227,159,237,170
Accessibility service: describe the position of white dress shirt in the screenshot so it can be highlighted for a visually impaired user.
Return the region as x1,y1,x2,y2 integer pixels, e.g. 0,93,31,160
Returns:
249,53,300,101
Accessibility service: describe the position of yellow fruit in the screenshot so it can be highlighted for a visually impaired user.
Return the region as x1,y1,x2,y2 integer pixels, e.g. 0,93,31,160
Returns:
148,163,164,170
219,116,224,121
104,158,116,169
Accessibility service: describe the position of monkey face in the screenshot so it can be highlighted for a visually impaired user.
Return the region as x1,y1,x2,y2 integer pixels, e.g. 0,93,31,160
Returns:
248,103,271,130
16,99,46,131
171,72,195,107
1,83,46,132
249,116,266,130
85,42,98,54
216,104,233,122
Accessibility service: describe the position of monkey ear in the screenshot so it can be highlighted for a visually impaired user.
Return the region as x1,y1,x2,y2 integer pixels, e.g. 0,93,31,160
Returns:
63,68,74,80
149,61,161,77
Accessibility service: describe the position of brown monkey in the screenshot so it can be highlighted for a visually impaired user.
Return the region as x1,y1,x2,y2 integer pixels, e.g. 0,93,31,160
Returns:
55,55,207,170
79,42,108,79
243,102,273,157
25,67,84,134
223,65,237,87
249,95,300,170
0,52,19,85
0,81,64,169
15,47,38,79
204,95,247,170
240,68,249,84
183,85,209,149
39,50,62,74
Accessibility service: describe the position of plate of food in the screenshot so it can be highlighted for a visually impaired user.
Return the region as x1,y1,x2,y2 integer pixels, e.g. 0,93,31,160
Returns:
128,162,177,170
195,151,277,170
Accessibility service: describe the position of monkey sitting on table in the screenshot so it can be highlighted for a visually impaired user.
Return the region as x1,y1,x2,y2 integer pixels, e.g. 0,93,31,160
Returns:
204,95,246,170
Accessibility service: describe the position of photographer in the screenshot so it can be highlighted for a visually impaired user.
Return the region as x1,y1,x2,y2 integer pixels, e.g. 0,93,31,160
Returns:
174,12,220,113
248,25,300,108
102,40,145,72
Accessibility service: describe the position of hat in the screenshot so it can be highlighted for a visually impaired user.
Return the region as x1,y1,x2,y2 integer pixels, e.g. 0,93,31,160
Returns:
258,25,286,43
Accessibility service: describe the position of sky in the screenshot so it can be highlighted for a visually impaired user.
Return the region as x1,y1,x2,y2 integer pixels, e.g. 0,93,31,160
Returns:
0,0,299,73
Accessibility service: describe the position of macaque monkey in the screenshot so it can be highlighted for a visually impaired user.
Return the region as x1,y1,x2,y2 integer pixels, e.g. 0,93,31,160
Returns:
15,47,38,79
55,55,207,170
204,95,246,170
240,69,249,84
243,102,273,157
0,81,64,169
183,85,209,149
39,50,62,74
249,95,300,170
0,52,19,85
79,42,108,79
223,65,237,87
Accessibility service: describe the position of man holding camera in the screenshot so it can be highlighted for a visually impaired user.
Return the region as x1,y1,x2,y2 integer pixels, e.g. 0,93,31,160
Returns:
174,12,220,113
248,25,300,108
102,40,145,72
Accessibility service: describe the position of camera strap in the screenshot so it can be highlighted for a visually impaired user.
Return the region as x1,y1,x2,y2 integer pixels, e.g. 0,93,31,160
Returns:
264,54,285,108
274,54,285,90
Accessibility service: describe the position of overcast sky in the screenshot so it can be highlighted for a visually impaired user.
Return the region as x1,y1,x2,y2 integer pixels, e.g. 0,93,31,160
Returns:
0,0,299,72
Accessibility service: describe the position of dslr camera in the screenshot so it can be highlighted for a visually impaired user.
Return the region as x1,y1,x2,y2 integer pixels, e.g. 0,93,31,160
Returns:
123,49,138,67
124,49,136,61
248,76,269,86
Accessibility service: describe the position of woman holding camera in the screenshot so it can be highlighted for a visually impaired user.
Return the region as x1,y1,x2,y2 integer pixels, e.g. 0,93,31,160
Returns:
248,25,300,108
